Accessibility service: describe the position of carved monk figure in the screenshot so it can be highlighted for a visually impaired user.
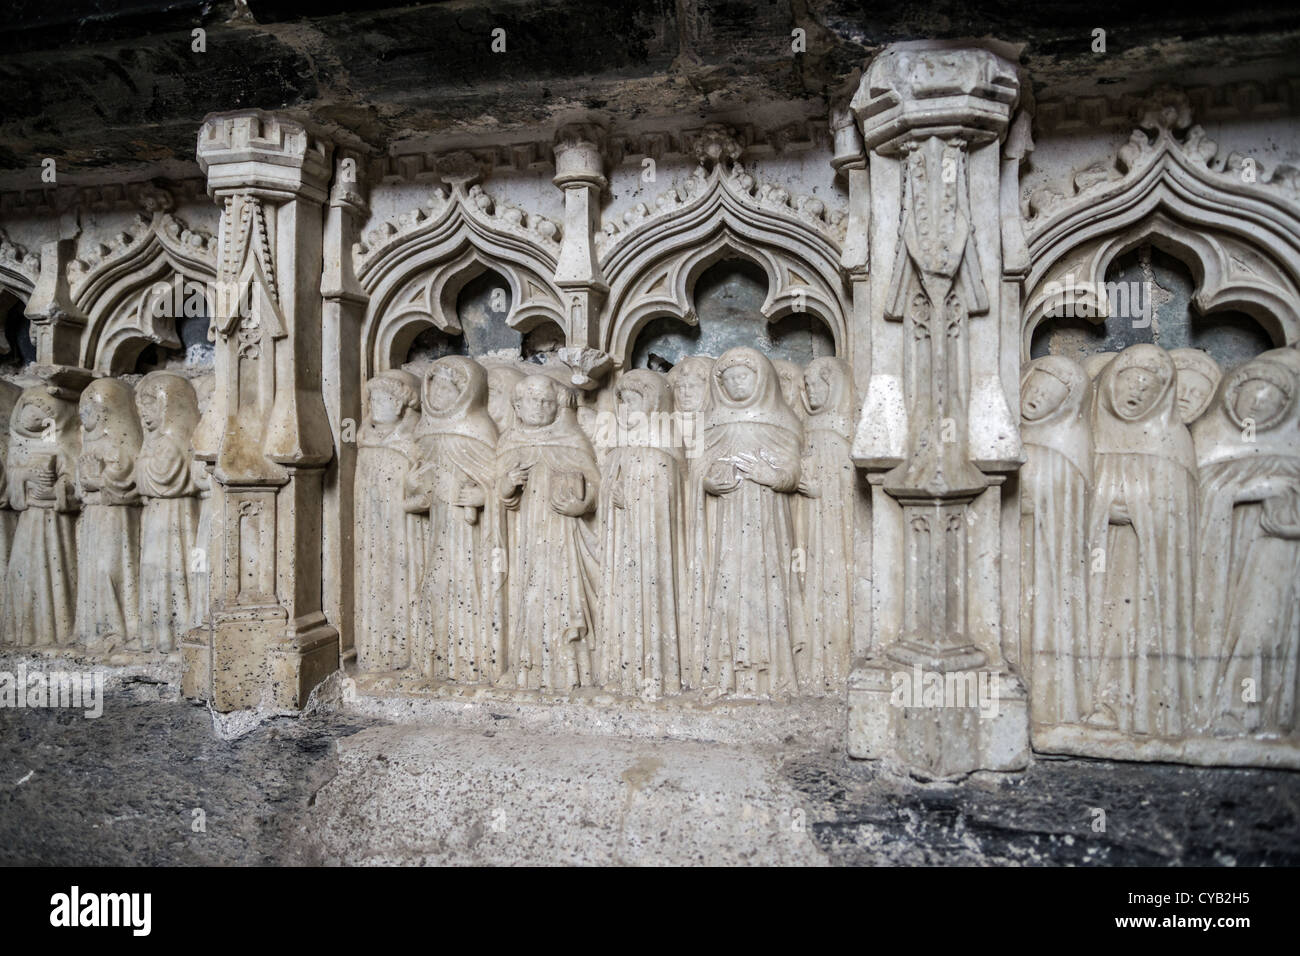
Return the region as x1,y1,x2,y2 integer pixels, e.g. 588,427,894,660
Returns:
408,357,502,682
700,347,803,699
1,387,80,646
354,369,423,672
1171,348,1223,425
796,356,863,693
1087,344,1197,736
496,374,601,692
74,378,143,650
666,355,715,689
1193,349,1300,735
597,369,684,699
486,363,527,640
135,372,201,654
1019,356,1093,728
0,381,20,597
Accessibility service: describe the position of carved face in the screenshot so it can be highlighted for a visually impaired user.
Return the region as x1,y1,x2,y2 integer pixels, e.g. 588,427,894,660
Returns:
137,389,161,432
18,399,49,434
777,369,798,406
673,372,707,412
804,368,831,411
1113,365,1161,418
721,364,757,402
368,386,404,426
1233,377,1287,425
79,400,104,433
1021,369,1070,422
1175,370,1214,422
426,369,462,414
516,378,558,427
619,384,646,414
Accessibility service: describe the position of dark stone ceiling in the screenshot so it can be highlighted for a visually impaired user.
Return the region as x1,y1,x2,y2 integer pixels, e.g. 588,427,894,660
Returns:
1,0,1298,191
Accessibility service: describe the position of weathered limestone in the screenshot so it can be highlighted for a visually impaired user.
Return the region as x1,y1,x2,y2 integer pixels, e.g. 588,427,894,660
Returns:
188,110,339,711
848,45,1030,778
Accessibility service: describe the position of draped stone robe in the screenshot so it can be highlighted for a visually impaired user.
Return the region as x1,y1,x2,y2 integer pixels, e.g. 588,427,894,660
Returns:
1019,356,1093,728
497,396,602,693
597,370,685,699
1087,345,1197,737
796,357,863,694
136,374,201,654
700,348,804,700
2,390,80,647
409,357,503,684
667,355,714,690
1193,349,1300,735
74,378,143,650
354,371,423,673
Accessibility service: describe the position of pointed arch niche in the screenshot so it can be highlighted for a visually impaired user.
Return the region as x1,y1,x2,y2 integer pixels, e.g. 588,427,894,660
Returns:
599,161,850,370
357,181,568,380
1022,94,1300,362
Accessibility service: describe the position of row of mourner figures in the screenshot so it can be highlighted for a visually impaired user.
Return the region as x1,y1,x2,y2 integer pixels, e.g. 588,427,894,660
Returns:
356,348,865,700
0,372,207,654
1021,344,1300,741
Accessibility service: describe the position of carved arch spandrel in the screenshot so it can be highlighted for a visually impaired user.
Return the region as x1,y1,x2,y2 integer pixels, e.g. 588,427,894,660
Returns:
1023,92,1300,356
599,164,850,368
70,212,217,374
357,183,567,378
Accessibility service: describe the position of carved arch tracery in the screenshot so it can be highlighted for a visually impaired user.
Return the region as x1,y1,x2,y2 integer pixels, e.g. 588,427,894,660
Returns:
357,180,567,378
1022,90,1300,357
599,161,850,368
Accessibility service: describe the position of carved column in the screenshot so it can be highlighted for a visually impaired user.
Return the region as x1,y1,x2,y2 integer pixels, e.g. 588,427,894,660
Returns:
551,123,613,386
848,46,1029,778
189,110,339,711
321,149,368,663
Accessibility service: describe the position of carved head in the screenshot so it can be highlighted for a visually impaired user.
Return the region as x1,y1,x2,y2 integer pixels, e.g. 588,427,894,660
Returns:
721,362,757,402
487,366,526,431
667,356,712,413
1170,348,1223,424
79,378,142,446
1106,347,1173,422
1225,360,1293,430
615,369,671,416
773,359,804,410
136,372,200,438
1021,368,1071,422
366,370,420,426
425,363,466,414
514,375,559,428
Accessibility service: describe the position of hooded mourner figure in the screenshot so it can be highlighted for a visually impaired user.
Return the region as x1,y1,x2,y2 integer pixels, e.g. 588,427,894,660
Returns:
2,387,80,646
796,356,864,694
75,378,144,650
408,357,503,683
597,369,685,699
0,380,21,599
1087,344,1197,737
135,372,202,654
354,369,423,672
1193,348,1300,735
495,373,602,693
1171,348,1223,426
700,347,804,700
1019,355,1093,728
666,355,714,690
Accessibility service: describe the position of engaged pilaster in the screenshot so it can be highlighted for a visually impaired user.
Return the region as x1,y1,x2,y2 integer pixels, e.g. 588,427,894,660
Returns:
848,46,1029,778
188,110,339,712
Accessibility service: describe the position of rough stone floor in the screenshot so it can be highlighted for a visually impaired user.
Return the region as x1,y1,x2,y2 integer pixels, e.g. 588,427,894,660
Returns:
1,682,1297,865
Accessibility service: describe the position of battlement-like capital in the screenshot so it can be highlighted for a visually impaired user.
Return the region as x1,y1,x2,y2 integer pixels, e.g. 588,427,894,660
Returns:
197,110,333,202
852,47,1019,155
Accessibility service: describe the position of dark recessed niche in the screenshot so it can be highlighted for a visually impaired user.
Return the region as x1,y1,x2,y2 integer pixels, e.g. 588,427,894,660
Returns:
404,325,468,366
629,258,835,370
456,269,517,356
0,293,35,369
1031,244,1276,373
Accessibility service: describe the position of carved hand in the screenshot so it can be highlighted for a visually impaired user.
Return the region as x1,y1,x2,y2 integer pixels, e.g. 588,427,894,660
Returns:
703,460,740,495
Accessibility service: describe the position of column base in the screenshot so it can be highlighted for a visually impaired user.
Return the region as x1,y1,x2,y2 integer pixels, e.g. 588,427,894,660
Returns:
210,606,339,712
847,657,1029,779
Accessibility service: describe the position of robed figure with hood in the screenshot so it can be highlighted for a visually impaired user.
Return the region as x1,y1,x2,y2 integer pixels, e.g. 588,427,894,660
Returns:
699,347,804,700
408,357,503,683
1087,344,1197,736
496,374,602,693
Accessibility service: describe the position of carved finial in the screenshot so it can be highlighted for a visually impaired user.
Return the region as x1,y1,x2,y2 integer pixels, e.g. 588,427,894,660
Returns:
692,124,743,172
435,150,484,190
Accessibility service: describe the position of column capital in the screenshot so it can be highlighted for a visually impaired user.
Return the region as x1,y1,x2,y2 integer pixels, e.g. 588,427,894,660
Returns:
197,110,334,203
553,122,608,190
852,46,1019,155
